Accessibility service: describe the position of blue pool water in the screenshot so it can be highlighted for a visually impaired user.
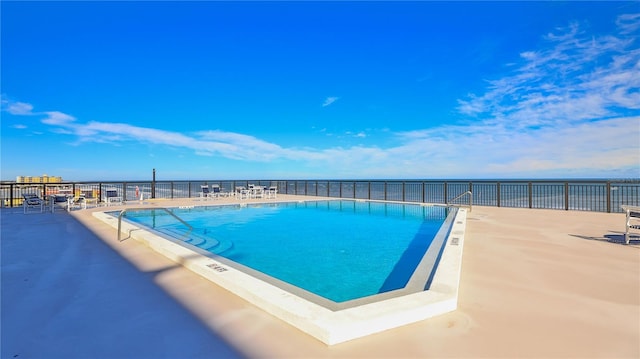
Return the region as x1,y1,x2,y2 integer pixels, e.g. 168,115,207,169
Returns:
120,200,450,302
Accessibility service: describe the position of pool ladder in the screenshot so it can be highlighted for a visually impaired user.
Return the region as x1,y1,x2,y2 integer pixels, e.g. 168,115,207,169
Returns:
117,207,193,242
447,191,473,211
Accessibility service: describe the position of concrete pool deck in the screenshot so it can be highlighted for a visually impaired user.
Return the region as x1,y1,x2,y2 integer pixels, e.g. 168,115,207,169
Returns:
2,195,639,358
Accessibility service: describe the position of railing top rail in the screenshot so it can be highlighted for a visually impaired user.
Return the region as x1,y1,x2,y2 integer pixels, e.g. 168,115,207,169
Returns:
3,178,639,185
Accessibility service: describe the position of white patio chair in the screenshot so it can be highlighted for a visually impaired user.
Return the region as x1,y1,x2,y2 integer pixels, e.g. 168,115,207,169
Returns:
200,185,212,200
622,205,640,244
22,193,44,214
103,189,123,206
67,195,87,211
266,186,278,199
236,186,250,200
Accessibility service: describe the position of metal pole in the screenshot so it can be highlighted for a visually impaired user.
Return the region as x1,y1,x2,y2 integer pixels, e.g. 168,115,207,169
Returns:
606,181,611,213
152,168,156,199
353,181,356,199
443,182,447,205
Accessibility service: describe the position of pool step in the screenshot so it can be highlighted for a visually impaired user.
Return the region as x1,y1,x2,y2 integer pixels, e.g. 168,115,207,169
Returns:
157,228,233,254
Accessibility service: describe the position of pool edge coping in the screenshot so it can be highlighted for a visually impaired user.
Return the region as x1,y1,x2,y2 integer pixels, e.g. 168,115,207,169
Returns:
92,201,467,345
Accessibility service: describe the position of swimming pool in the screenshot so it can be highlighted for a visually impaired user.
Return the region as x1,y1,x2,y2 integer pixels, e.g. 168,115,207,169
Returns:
118,200,448,303
94,198,468,344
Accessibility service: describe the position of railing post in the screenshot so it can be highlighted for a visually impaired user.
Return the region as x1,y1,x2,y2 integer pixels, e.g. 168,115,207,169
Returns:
10,183,15,207
384,181,387,201
151,168,156,199
444,182,448,205
564,182,569,211
606,181,611,213
497,182,501,207
528,182,532,209
402,181,406,202
353,181,356,199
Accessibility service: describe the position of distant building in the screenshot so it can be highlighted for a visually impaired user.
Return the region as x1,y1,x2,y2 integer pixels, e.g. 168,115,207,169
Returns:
16,174,63,183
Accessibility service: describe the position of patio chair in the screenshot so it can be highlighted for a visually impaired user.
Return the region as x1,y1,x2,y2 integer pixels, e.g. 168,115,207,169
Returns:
200,185,212,200
236,186,250,200
49,194,70,213
251,186,265,199
622,205,640,244
210,185,223,199
104,189,123,206
266,186,278,199
217,185,232,197
67,195,87,211
23,193,44,214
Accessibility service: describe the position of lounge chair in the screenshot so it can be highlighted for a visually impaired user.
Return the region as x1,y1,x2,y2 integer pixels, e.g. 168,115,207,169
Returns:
22,193,44,214
622,205,640,244
104,189,123,206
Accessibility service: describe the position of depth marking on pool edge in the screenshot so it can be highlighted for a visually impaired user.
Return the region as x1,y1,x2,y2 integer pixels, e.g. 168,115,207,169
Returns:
207,262,228,272
450,237,460,245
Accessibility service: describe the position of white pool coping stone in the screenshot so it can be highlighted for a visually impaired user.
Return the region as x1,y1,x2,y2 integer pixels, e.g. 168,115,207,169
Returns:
93,202,467,345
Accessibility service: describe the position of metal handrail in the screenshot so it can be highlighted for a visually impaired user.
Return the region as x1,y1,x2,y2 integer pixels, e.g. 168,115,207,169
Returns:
117,207,193,242
447,191,473,211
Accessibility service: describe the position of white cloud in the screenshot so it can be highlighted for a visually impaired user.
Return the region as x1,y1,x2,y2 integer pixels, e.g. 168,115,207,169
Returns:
322,96,339,107
7,101,34,115
42,111,76,125
616,13,640,34
448,12,640,177
457,14,640,130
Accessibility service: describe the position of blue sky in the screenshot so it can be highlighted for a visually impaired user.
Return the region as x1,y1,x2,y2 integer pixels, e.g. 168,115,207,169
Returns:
2,1,639,181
